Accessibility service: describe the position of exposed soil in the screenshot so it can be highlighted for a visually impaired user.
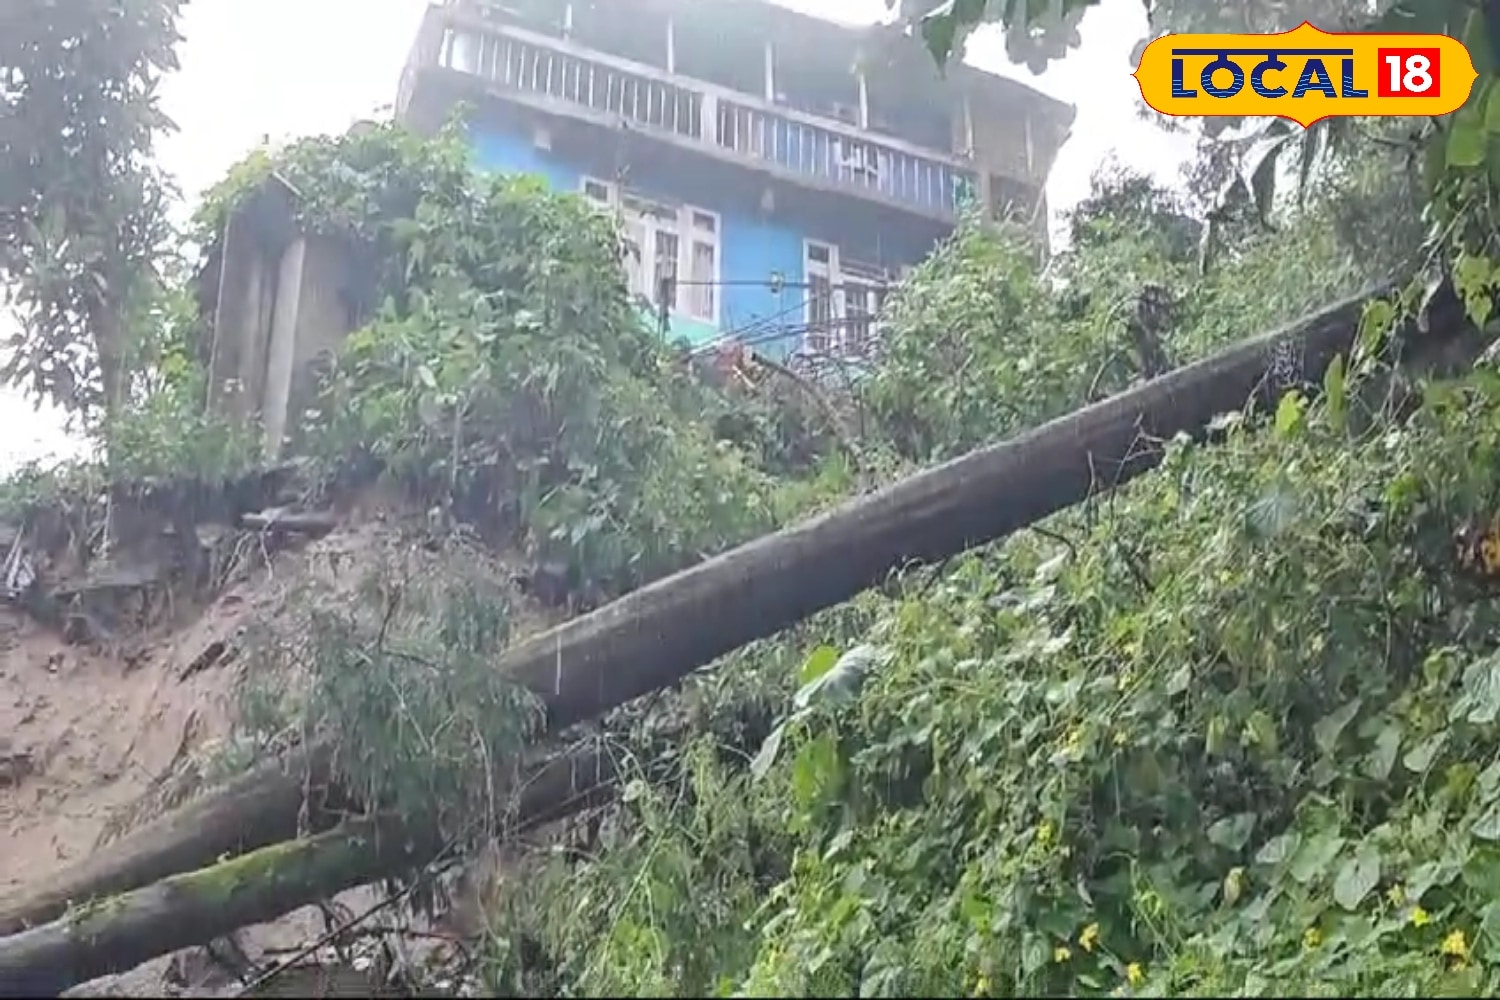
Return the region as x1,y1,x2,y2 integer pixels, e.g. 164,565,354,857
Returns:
0,577,254,896
0,489,552,995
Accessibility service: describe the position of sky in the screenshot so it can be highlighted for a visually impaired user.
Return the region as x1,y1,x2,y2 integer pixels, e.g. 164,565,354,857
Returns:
0,0,1196,473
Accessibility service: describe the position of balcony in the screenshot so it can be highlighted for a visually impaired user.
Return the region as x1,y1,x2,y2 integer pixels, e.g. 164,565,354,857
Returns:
399,9,980,221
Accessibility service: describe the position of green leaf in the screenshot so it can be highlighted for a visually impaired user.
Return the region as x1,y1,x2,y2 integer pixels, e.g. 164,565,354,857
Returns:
1467,13,1496,82
1332,847,1381,910
1473,804,1500,841
1274,391,1304,438
749,721,787,781
918,0,987,65
1404,732,1448,773
1446,121,1487,167
1365,723,1402,781
1244,709,1279,754
1313,698,1361,756
792,643,886,711
1290,832,1344,884
1322,353,1346,431
798,645,840,686
1408,860,1458,900
1422,134,1448,195
1255,831,1300,867
1207,813,1256,852
1455,653,1500,725
1481,900,1500,949
1485,77,1500,132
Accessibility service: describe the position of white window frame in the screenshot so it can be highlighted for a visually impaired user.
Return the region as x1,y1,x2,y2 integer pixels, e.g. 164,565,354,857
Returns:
580,177,720,325
802,239,892,359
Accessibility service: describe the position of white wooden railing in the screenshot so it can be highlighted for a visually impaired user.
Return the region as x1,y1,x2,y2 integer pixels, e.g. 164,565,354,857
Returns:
715,99,974,216
442,23,705,140
426,15,978,218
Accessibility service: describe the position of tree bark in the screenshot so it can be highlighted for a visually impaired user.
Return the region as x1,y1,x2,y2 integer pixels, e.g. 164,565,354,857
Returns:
0,746,616,996
0,746,348,937
0,281,1475,970
0,819,427,998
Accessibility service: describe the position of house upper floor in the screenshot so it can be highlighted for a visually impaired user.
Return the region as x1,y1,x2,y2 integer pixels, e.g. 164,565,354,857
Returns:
396,0,1076,227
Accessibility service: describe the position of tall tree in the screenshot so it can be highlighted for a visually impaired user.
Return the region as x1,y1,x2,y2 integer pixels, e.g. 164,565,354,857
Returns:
0,0,184,423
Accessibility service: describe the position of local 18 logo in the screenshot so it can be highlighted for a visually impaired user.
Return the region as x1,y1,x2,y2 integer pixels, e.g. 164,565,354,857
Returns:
1133,21,1477,127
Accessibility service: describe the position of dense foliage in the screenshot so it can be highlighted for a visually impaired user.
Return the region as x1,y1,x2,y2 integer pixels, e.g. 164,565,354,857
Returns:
0,0,182,421
15,1,1500,997
438,141,1500,995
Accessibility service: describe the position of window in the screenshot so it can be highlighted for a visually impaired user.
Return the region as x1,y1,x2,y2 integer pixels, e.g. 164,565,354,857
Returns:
579,178,719,324
804,242,835,352
652,228,679,307
687,211,717,321
839,259,889,357
802,240,892,359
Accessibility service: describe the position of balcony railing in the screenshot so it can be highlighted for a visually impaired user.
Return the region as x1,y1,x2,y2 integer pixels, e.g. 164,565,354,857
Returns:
419,13,978,219
444,22,707,141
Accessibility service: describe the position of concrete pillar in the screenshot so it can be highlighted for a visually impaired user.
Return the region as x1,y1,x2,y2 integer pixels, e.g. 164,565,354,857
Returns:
262,237,307,462
283,236,355,448
207,210,272,422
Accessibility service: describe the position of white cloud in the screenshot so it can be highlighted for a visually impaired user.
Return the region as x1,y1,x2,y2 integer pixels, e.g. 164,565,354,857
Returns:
1,0,1192,472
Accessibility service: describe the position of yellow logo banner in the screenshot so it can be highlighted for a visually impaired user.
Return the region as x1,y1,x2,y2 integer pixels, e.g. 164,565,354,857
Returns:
1132,21,1477,127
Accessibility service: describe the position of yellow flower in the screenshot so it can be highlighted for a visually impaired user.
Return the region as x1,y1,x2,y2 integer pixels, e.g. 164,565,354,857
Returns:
1441,928,1469,964
1113,729,1129,746
1037,820,1055,847
1054,945,1072,963
1126,962,1145,986
1063,726,1083,756
1387,884,1406,906
1080,923,1100,953
972,973,992,996
1303,926,1322,949
1410,905,1430,927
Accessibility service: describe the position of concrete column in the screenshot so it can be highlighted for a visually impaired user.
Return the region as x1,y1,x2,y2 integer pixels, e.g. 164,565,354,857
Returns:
207,210,269,422
284,236,355,449
262,237,307,462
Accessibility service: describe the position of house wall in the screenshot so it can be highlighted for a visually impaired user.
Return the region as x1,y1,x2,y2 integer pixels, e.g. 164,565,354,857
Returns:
469,123,802,353
467,119,948,357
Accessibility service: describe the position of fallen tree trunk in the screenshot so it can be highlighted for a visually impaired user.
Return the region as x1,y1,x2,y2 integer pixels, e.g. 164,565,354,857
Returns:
0,819,428,998
0,282,1474,967
0,747,350,938
0,744,617,997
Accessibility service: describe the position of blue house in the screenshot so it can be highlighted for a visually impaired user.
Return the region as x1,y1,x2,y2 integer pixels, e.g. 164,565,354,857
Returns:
396,0,1075,363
